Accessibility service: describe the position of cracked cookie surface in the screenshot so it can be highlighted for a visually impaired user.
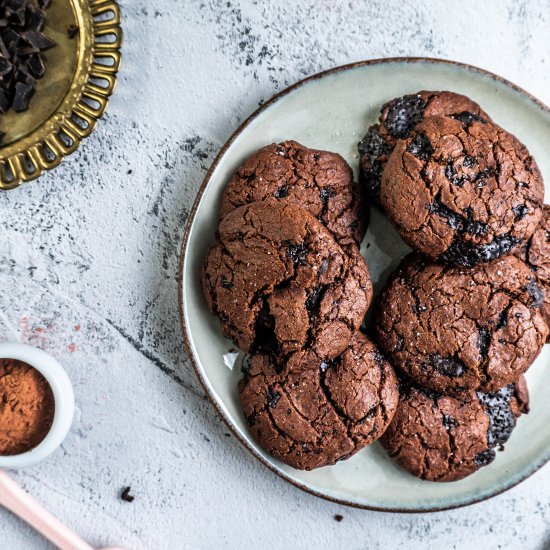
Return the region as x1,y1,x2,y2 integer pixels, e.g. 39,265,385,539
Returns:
375,254,548,392
220,140,367,247
202,201,373,358
358,91,489,206
515,204,550,340
239,332,399,470
380,115,544,266
381,377,529,482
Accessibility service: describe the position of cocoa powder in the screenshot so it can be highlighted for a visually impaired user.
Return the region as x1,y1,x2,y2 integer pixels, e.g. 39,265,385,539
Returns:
0,358,55,455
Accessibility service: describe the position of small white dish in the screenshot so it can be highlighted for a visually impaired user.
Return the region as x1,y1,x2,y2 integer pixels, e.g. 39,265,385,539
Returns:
0,343,75,469
179,58,550,511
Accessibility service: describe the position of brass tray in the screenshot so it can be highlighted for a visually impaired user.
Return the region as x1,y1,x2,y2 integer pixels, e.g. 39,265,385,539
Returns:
0,0,122,190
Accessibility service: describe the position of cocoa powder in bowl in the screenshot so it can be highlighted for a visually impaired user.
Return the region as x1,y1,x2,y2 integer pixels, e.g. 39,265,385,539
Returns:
0,358,55,456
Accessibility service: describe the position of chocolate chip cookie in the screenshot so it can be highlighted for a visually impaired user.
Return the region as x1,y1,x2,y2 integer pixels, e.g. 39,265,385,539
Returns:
515,205,550,340
239,333,399,470
358,91,489,206
381,377,529,482
375,254,548,392
380,115,544,266
202,201,373,359
220,141,367,247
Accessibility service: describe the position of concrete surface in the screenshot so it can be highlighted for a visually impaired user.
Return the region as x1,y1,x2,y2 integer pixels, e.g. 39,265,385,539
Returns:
1,0,550,548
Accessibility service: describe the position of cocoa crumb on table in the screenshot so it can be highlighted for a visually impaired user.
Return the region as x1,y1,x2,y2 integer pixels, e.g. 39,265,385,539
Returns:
120,486,135,503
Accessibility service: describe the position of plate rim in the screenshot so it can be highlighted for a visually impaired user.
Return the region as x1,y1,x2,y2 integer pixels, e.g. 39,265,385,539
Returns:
178,56,550,513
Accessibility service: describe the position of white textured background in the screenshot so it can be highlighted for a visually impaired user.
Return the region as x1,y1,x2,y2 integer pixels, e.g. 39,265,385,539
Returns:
1,1,550,548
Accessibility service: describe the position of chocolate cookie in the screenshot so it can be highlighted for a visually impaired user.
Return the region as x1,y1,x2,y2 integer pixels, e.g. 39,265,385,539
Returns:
515,205,550,340
380,115,544,266
202,201,373,358
358,91,489,206
220,141,367,247
381,377,529,482
239,333,399,470
375,254,548,392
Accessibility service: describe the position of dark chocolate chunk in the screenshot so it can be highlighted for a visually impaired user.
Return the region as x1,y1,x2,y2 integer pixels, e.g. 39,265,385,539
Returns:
250,301,278,355
220,276,232,290
512,204,529,221
27,7,45,32
452,111,486,126
477,326,491,360
319,355,341,373
12,81,32,111
6,6,25,28
407,132,434,161
274,185,288,198
120,486,135,503
0,58,12,77
429,201,487,237
67,24,79,39
442,414,457,430
463,155,477,168
439,234,520,267
383,94,428,138
27,53,44,78
428,354,465,377
0,90,9,114
305,285,324,316
21,30,54,50
444,157,468,187
267,388,281,409
474,448,496,467
358,125,390,159
319,187,334,206
477,385,517,449
357,125,389,204
286,241,309,266
524,279,544,308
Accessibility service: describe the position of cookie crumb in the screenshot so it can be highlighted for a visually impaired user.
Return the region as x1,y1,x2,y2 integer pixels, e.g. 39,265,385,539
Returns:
334,514,343,522
120,486,134,503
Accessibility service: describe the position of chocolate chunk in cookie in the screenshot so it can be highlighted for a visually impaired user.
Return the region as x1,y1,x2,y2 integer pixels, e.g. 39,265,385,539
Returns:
515,205,550,340
380,115,544,266
375,254,548,392
381,377,529,482
202,201,373,358
358,91,489,206
240,333,399,470
220,141,367,247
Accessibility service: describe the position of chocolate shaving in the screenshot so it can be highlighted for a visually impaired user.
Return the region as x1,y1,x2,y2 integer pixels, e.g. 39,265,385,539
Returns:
120,486,135,503
67,23,79,39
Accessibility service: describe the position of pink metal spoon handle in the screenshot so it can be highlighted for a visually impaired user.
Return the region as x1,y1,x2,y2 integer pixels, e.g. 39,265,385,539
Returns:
0,470,93,550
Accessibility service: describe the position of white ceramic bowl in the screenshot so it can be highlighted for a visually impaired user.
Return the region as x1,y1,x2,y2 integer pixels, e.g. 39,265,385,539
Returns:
0,343,75,469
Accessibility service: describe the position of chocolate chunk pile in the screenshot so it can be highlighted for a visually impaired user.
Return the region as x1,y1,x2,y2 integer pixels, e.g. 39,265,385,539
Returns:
0,0,55,115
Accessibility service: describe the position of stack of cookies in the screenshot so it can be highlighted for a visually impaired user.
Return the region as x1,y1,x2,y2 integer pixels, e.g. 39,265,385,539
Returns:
202,91,549,482
202,141,400,470
360,91,548,481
